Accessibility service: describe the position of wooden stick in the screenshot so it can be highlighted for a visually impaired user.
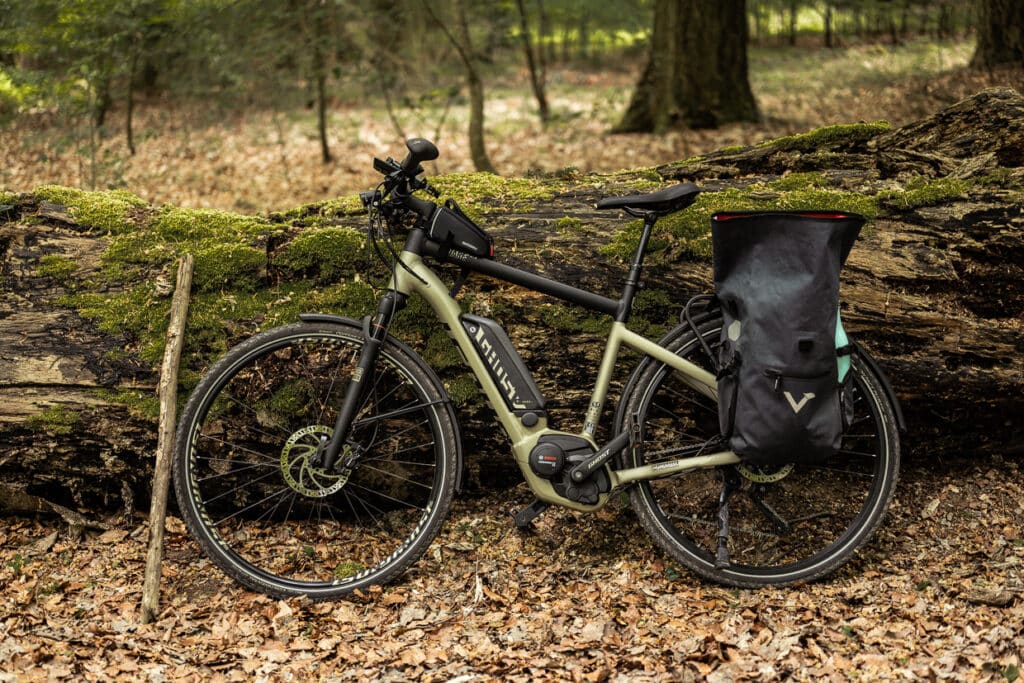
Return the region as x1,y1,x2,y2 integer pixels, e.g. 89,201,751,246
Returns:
141,254,194,624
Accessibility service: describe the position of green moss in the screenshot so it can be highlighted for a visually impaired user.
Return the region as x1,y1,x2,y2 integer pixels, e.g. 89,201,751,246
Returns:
430,172,557,220
26,406,81,435
102,206,274,288
615,288,676,337
1,190,17,205
975,168,1024,189
274,194,366,227
37,254,78,280
32,186,148,233
555,216,583,232
319,195,366,217
301,280,376,321
601,185,879,263
538,303,609,335
443,374,482,406
192,242,266,291
67,287,169,363
718,145,747,155
266,379,316,421
275,227,367,283
760,121,891,153
333,561,367,579
153,206,269,241
767,172,829,191
879,176,969,209
422,332,463,371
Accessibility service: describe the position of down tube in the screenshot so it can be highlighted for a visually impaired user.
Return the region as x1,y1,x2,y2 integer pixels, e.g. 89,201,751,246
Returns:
391,253,549,455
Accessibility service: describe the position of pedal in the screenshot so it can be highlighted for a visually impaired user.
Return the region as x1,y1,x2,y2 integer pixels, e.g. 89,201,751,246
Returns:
513,499,550,531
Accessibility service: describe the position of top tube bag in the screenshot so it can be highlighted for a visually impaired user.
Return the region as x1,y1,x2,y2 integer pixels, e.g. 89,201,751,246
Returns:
711,211,864,468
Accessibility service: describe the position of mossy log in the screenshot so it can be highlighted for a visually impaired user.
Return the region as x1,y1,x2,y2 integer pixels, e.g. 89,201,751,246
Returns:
1,88,1023,512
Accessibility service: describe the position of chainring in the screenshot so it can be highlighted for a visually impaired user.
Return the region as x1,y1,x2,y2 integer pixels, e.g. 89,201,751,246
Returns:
734,462,794,483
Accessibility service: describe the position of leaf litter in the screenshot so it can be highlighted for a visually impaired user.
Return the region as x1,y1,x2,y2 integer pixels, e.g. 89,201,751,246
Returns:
1,458,1022,681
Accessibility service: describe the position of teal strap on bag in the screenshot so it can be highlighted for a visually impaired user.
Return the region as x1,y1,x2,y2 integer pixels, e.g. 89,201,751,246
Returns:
836,309,851,383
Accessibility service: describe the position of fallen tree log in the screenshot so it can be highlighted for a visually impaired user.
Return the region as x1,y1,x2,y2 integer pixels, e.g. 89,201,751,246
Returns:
1,87,1022,512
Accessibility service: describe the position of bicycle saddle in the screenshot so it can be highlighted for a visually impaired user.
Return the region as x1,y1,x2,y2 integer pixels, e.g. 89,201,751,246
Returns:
595,182,700,215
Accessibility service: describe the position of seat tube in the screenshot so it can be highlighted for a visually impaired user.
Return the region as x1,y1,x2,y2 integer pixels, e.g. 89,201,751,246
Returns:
583,322,626,438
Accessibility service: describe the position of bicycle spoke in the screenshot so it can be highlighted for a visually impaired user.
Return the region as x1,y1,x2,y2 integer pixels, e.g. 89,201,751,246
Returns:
198,434,280,463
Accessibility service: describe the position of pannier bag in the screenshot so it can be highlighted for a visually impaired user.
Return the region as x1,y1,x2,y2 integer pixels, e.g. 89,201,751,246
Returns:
711,211,864,468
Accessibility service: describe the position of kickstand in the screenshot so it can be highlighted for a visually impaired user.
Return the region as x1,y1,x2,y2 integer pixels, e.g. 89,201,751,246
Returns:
513,499,550,531
715,469,741,569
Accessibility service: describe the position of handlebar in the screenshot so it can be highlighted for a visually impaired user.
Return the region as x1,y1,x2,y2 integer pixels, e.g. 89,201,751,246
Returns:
363,138,442,222
400,138,439,175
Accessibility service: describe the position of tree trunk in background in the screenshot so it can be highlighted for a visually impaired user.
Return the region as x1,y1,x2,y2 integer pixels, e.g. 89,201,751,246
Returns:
2,89,1023,512
970,0,1024,69
614,0,758,133
310,3,332,164
823,1,834,48
422,0,495,173
126,51,137,156
515,0,550,125
453,0,496,173
788,0,798,46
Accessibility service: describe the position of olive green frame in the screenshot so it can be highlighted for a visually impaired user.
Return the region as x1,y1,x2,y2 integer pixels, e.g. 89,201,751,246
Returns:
391,251,740,511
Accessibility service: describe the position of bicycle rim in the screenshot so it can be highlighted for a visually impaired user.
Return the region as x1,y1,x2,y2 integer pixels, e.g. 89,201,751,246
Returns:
174,323,456,598
622,321,899,586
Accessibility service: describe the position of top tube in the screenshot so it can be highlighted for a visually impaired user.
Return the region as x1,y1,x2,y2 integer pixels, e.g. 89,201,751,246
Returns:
417,233,624,318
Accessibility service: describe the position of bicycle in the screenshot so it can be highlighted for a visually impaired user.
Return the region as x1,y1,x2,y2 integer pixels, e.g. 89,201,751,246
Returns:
172,138,902,600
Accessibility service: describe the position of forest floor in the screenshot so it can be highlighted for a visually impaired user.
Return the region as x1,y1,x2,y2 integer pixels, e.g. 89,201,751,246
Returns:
3,38,1024,681
1,457,1022,681
4,38,1022,214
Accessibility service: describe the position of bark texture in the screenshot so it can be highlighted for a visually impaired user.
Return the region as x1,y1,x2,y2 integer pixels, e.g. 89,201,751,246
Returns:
1,88,1022,512
970,0,1024,70
615,0,758,132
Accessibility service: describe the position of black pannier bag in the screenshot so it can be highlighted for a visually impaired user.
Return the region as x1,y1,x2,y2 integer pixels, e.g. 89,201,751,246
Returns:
711,211,864,468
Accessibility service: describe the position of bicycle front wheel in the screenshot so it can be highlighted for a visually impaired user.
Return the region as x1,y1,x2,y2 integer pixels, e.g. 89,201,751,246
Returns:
172,320,459,599
617,316,900,587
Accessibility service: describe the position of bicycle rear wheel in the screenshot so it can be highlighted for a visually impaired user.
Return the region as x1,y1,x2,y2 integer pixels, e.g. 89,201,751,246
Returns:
173,320,459,599
617,316,900,587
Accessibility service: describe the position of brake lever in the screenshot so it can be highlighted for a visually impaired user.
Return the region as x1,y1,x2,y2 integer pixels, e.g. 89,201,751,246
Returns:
409,175,440,198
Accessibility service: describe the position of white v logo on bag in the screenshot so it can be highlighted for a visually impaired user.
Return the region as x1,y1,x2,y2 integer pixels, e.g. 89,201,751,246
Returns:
784,391,815,414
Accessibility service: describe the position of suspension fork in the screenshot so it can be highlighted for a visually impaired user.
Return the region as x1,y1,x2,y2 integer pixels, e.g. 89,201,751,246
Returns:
319,290,407,471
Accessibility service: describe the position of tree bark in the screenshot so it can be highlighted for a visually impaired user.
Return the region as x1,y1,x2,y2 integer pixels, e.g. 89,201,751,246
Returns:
515,0,550,125
423,0,496,174
2,88,1023,512
970,0,1024,70
614,0,758,132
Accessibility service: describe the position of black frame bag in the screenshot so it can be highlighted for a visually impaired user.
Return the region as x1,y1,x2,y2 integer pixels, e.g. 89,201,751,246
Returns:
712,211,863,468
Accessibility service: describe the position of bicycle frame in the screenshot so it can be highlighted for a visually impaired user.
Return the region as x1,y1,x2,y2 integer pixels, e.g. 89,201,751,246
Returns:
383,233,740,512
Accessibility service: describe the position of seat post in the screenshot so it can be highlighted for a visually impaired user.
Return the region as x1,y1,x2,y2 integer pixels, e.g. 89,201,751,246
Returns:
614,211,658,322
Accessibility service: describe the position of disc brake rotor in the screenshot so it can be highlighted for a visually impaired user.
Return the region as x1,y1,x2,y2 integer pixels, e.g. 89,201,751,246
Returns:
280,425,351,497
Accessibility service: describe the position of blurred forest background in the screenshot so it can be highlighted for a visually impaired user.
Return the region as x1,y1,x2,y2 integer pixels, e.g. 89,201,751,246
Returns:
1,0,1022,212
